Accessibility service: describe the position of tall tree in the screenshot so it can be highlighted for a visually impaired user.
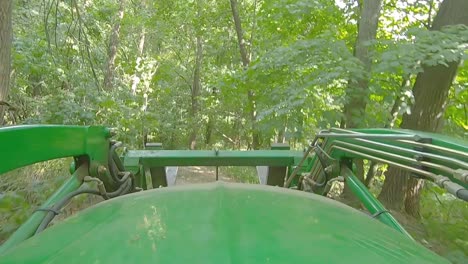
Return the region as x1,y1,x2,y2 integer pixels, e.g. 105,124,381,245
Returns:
341,0,383,205
379,0,468,217
130,0,147,95
0,0,12,126
103,0,126,91
230,0,259,149
189,30,204,150
343,0,383,128
188,0,204,150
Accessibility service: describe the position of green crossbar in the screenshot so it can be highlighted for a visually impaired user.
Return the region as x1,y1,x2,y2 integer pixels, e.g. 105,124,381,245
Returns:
125,150,305,167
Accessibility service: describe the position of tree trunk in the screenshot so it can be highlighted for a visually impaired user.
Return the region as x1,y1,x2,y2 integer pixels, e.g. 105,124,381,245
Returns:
188,1,204,150
205,88,218,146
103,0,125,91
248,90,260,149
404,177,425,217
379,0,468,218
230,0,249,67
189,35,203,150
136,26,147,148
341,0,382,207
205,116,213,145
364,161,378,187
131,28,146,95
0,0,12,126
343,0,382,128
378,167,408,210
230,0,259,149
277,116,287,143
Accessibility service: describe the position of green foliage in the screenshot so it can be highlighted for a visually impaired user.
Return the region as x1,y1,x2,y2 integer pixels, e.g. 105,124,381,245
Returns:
375,25,468,75
0,192,29,241
445,60,468,139
219,166,259,184
420,183,468,263
2,0,468,259
0,159,70,242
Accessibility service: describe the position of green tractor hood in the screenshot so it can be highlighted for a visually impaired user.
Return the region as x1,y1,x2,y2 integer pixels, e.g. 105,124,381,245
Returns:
0,182,449,263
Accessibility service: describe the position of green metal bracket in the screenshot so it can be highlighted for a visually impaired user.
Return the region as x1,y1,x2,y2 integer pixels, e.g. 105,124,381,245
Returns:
123,155,145,190
0,125,118,253
149,167,168,188
123,149,307,187
125,150,304,167
266,143,290,186
144,142,167,188
0,125,114,187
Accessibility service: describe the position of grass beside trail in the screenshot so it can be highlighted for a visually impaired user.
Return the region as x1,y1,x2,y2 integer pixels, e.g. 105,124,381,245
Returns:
219,166,259,184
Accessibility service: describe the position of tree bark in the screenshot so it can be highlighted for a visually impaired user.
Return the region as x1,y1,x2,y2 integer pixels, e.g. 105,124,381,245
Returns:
188,0,204,150
364,161,378,187
341,0,382,207
205,88,218,146
230,0,259,149
189,34,203,150
103,0,125,91
378,167,408,210
230,0,249,68
131,28,146,95
277,116,287,144
0,0,12,126
343,0,382,128
205,114,213,145
379,0,468,217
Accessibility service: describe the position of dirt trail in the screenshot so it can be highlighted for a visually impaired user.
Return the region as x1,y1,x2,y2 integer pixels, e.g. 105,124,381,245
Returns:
176,166,237,185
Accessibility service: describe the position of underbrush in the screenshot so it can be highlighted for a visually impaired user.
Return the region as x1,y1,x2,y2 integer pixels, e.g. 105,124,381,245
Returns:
419,183,468,264
0,159,70,242
0,158,102,243
219,166,259,183
369,168,468,264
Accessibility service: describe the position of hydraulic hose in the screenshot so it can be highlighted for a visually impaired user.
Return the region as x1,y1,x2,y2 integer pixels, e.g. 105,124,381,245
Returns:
113,151,125,171
35,178,133,234
34,188,100,234
456,189,468,202
438,178,468,202
108,141,124,183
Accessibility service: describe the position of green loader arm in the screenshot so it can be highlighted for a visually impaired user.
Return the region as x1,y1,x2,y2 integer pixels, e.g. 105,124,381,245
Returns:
283,127,467,235
0,125,135,253
303,128,467,196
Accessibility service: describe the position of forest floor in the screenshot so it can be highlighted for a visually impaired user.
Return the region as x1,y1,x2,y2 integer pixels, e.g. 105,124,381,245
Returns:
176,166,237,185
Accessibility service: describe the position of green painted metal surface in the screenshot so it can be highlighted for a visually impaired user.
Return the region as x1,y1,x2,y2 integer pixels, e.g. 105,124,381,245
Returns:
122,155,144,189
126,150,305,167
0,183,448,263
310,128,468,190
344,128,467,185
0,125,116,191
0,125,117,252
0,125,111,174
